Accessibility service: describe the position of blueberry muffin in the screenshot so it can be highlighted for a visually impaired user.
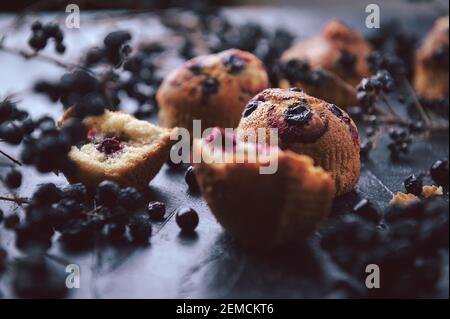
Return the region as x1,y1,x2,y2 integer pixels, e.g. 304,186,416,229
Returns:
280,20,372,107
58,109,176,189
237,88,360,196
414,16,449,99
156,49,269,134
193,129,335,248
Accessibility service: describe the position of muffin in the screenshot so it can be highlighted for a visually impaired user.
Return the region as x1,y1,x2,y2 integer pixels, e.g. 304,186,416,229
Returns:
280,20,372,107
156,49,269,134
193,129,335,248
58,109,176,189
414,16,449,99
237,88,360,196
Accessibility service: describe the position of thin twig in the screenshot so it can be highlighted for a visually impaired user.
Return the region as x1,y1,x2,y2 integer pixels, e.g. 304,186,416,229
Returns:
0,195,30,204
402,77,433,127
0,149,22,166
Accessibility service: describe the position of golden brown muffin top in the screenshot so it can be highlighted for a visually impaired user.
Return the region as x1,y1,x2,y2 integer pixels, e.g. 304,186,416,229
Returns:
281,20,372,85
239,88,359,147
158,48,268,104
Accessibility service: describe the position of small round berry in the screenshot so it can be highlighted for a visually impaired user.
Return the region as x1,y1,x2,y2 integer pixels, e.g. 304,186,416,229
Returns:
4,169,22,189
0,209,4,224
118,187,143,210
147,201,166,221
404,175,423,196
55,42,66,54
31,21,43,32
95,180,120,207
176,207,199,233
185,166,200,192
430,159,449,187
0,122,23,145
32,183,63,206
129,217,152,243
62,183,87,202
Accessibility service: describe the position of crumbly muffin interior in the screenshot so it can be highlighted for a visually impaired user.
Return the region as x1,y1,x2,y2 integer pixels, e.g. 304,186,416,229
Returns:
70,111,170,173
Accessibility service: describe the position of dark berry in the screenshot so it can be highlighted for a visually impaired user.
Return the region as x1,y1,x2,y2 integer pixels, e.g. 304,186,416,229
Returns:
242,100,260,118
430,159,449,186
60,118,85,144
96,137,124,155
104,31,131,49
201,77,220,95
147,201,166,221
404,175,423,196
4,169,22,189
0,209,4,224
223,54,245,73
0,122,23,145
329,104,344,118
55,42,66,54
84,47,105,66
95,180,120,207
31,21,43,32
62,183,87,202
129,216,152,243
118,187,143,210
0,99,16,122
20,118,35,135
4,214,20,230
107,223,126,240
185,166,199,192
32,183,62,206
284,102,313,125
176,207,199,233
352,199,379,223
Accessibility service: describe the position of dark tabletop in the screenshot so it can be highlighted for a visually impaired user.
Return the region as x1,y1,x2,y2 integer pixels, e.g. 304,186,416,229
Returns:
0,1,448,298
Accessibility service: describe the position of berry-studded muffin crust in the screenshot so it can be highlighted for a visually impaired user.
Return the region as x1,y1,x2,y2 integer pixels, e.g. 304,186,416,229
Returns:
237,88,360,196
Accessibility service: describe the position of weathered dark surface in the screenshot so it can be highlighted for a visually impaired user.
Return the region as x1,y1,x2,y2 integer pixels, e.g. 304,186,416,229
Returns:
0,1,449,298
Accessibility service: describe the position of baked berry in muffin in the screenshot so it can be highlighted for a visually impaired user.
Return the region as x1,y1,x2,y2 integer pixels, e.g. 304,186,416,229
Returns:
414,16,449,99
156,49,269,133
280,20,372,107
58,110,176,189
193,129,334,249
237,88,360,196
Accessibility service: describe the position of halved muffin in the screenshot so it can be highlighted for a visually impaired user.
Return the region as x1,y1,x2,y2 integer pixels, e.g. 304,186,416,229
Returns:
58,110,177,189
193,129,335,249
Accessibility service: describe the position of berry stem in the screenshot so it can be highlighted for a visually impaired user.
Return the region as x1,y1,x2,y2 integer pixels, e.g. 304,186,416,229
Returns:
401,77,433,128
380,94,408,125
0,43,69,68
0,195,29,204
0,149,22,166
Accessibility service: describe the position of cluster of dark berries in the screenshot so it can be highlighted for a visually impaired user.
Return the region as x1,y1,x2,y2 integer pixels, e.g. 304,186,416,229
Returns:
367,21,417,78
29,21,66,54
0,98,32,145
34,69,113,117
320,197,449,298
356,69,395,108
336,49,357,75
119,43,165,112
278,59,325,88
20,116,85,173
366,50,406,78
83,30,132,67
387,127,413,160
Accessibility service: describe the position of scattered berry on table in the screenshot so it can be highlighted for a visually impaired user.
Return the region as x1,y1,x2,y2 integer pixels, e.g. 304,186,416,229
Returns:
176,207,199,233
